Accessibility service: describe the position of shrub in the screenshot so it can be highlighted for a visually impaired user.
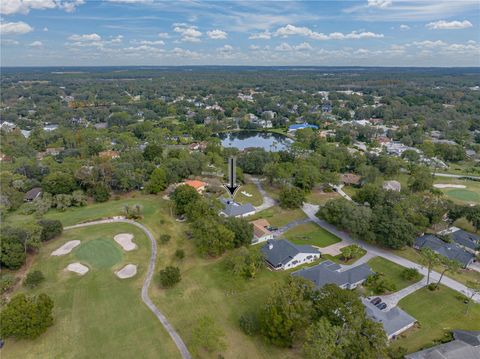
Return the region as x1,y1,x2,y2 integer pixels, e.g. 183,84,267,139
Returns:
124,204,143,219
92,184,111,203
0,293,54,339
159,266,181,288
0,275,15,294
37,219,63,242
427,283,439,291
401,267,422,281
239,312,259,336
279,186,305,209
175,249,185,259
365,273,397,294
24,270,45,288
160,234,171,244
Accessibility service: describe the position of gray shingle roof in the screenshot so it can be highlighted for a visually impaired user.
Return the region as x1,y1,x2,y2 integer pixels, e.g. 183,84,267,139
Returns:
292,260,374,289
450,230,480,251
453,330,480,347
24,187,42,201
220,198,255,217
362,299,416,339
406,330,480,359
414,235,475,267
261,239,320,267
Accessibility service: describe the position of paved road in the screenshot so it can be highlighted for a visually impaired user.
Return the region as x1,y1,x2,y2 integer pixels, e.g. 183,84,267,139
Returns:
65,218,192,359
434,173,480,180
377,279,427,308
251,177,276,211
302,203,480,303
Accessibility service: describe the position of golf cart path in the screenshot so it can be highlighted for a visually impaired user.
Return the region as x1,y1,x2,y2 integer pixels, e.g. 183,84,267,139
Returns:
65,218,192,359
251,176,276,211
434,173,480,180
302,203,480,303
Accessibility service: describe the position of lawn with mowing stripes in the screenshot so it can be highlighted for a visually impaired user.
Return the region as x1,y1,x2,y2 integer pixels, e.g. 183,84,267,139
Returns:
284,222,341,248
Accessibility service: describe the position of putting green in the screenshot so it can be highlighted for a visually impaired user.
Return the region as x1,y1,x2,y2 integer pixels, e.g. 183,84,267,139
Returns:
445,189,480,202
75,238,123,268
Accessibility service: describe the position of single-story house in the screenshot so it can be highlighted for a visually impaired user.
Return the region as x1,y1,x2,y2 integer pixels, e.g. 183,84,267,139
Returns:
288,122,319,132
413,234,475,268
362,298,416,340
340,173,362,186
219,198,256,218
383,180,401,192
406,330,480,359
24,187,42,202
182,180,207,193
250,218,274,244
188,142,208,152
293,260,373,290
439,227,480,255
261,239,321,270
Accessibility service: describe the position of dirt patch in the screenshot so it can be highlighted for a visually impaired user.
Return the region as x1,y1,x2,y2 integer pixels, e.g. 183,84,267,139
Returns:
113,233,137,251
115,264,137,279
51,240,81,256
66,262,89,275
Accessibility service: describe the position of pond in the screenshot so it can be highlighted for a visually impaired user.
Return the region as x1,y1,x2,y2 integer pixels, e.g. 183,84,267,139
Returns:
219,131,292,152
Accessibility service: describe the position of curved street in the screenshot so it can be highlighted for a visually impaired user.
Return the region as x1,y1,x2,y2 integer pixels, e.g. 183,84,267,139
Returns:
65,218,192,359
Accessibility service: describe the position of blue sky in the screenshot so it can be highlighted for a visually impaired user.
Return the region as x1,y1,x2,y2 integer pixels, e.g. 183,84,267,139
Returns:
1,0,479,66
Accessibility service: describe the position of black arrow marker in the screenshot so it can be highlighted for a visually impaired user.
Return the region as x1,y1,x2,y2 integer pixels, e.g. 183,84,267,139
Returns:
223,156,240,198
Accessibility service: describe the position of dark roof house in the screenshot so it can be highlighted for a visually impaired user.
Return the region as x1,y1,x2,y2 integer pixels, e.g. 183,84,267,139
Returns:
24,187,42,202
414,234,475,268
362,298,417,340
406,330,480,359
448,229,480,252
219,198,256,218
293,260,374,290
261,239,320,270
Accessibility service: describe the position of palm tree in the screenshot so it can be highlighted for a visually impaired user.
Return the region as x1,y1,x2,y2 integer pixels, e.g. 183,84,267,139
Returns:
435,258,460,288
420,248,440,285
466,280,480,314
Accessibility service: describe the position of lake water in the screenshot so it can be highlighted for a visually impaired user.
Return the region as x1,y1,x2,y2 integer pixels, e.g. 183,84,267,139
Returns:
219,131,292,152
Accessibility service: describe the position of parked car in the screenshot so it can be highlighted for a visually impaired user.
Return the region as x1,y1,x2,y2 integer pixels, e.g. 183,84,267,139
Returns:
376,302,387,310
370,297,381,305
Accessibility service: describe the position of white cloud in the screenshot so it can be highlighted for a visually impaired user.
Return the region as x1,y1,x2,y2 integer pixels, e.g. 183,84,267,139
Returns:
0,21,33,35
158,32,170,39
0,0,84,15
43,27,49,32
106,0,153,3
400,24,410,30
69,33,102,42
275,42,293,51
133,39,164,46
274,24,383,41
295,42,313,51
367,0,392,8
412,40,447,48
248,31,271,40
1,39,19,45
171,47,200,59
426,20,473,30
249,45,260,50
275,41,313,52
29,41,43,47
207,29,227,40
173,25,202,42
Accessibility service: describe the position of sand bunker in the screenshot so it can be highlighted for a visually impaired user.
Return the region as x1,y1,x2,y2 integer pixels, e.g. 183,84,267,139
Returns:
66,262,89,275
115,264,137,279
434,184,467,189
113,233,137,251
51,240,81,256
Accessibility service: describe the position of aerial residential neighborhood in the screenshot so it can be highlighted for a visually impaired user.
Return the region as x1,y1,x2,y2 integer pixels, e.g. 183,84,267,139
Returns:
1,1,480,359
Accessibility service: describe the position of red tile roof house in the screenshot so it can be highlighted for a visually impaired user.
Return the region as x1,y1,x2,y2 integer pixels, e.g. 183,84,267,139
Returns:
181,180,208,193
99,150,120,160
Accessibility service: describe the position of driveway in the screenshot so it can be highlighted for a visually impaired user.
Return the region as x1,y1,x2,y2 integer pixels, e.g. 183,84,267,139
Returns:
250,177,276,211
65,218,192,359
377,278,427,308
302,203,480,303
330,183,353,201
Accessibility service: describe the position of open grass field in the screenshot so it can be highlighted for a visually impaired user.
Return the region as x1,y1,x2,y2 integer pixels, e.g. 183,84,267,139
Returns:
433,177,480,205
395,286,480,353
284,222,341,247
323,245,367,265
305,189,340,205
393,247,480,287
2,223,181,359
367,257,421,292
231,183,263,206
249,205,307,228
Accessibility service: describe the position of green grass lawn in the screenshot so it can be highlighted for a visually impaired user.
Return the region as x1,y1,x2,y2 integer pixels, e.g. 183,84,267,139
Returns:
306,189,340,205
249,206,307,228
367,257,421,293
324,245,367,265
284,222,341,247
230,183,263,206
393,247,480,287
341,186,359,198
395,286,480,353
2,223,181,359
433,177,480,205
